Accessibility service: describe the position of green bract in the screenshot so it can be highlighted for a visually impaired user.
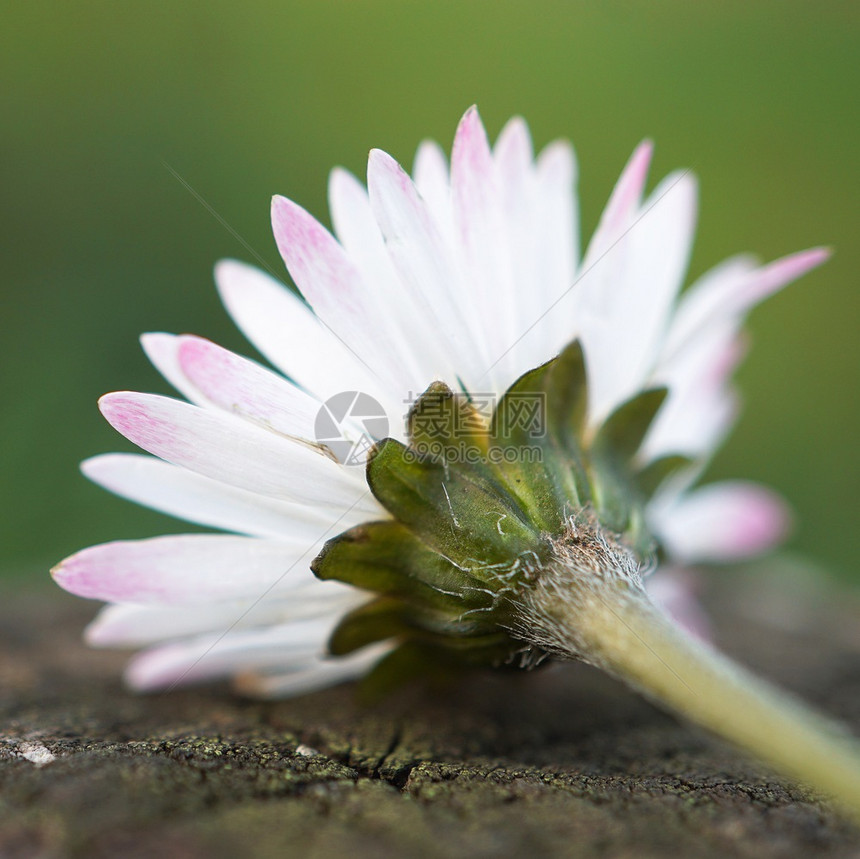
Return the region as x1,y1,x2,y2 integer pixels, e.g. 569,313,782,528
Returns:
312,340,690,692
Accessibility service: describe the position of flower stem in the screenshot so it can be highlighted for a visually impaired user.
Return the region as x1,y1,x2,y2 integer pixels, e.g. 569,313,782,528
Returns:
520,567,860,821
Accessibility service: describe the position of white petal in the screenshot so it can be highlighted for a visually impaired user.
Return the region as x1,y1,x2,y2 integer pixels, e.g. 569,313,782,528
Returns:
660,255,757,358
85,584,360,647
642,323,743,461
123,616,344,690
327,167,456,389
533,138,579,356
651,481,791,563
214,259,388,407
367,147,488,389
98,392,374,510
53,534,336,604
482,127,580,379
489,117,546,375
578,160,697,421
82,453,371,540
235,642,393,698
494,116,534,176
412,139,451,238
616,171,697,385
645,384,738,464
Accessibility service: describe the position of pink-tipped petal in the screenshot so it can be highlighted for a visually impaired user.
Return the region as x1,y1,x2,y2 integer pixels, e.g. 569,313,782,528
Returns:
573,144,696,423
176,335,322,440
98,392,375,511
451,106,519,381
271,195,415,395
654,481,792,564
735,247,830,313
52,535,327,604
591,164,697,414
582,140,653,268
588,169,698,421
665,248,830,362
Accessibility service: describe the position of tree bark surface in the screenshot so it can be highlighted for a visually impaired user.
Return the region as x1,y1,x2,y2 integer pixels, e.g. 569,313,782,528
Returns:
2,569,860,858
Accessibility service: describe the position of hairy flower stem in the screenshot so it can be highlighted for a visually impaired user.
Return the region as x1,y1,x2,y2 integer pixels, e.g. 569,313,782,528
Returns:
516,543,860,821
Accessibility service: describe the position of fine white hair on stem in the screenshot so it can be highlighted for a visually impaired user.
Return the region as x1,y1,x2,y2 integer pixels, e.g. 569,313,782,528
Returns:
507,515,648,668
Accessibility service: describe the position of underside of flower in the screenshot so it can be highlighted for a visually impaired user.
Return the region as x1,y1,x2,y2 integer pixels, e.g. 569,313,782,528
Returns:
314,339,685,690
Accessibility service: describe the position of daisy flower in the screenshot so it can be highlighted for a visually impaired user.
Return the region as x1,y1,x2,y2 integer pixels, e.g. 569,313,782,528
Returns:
53,107,860,817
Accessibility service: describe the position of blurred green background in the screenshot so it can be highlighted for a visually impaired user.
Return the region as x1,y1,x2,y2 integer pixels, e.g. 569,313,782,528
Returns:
2,1,857,584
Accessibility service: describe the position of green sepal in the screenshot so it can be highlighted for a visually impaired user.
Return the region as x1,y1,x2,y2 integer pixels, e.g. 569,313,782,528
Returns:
312,520,492,613
488,341,591,530
634,454,694,497
329,597,413,656
329,595,509,656
592,387,668,463
312,338,700,693
587,387,668,541
355,638,523,704
537,339,589,449
356,641,459,703
366,437,543,571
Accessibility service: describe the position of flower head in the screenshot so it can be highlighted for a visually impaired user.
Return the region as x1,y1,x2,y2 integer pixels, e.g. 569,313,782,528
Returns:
53,106,826,697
